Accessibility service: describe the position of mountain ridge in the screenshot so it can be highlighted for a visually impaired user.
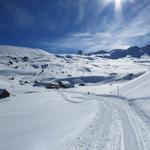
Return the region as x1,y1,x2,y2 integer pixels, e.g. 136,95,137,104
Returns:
87,45,150,59
0,44,149,59
0,45,51,57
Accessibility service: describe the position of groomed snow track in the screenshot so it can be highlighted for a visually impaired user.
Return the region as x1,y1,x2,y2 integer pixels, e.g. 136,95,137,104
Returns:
62,91,150,150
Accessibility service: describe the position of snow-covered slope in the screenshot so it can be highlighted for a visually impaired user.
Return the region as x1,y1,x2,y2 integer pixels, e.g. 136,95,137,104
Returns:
66,71,150,150
88,45,150,59
0,45,150,150
120,71,150,98
119,72,150,125
0,89,98,150
0,45,149,86
0,45,51,57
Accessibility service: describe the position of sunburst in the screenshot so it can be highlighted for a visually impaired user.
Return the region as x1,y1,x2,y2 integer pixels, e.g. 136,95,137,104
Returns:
106,0,122,12
115,0,122,12
105,0,123,22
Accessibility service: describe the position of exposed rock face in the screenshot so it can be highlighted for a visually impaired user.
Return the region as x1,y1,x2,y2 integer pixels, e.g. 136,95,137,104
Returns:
0,89,10,99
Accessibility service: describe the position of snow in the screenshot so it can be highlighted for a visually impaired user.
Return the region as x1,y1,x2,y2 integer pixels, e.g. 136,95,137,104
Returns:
118,72,150,125
0,90,98,150
120,71,150,98
0,45,51,57
0,45,150,150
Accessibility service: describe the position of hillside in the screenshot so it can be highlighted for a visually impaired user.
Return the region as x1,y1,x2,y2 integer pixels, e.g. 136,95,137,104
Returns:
120,71,150,98
0,45,51,57
0,45,150,150
88,45,150,59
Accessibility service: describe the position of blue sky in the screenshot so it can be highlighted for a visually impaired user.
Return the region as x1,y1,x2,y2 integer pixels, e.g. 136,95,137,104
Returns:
0,0,149,53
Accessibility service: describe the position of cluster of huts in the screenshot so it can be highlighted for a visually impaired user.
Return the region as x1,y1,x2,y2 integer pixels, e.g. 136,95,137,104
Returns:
34,80,75,89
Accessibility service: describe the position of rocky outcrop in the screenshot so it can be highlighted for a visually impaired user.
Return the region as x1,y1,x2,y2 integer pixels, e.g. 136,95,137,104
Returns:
0,89,10,99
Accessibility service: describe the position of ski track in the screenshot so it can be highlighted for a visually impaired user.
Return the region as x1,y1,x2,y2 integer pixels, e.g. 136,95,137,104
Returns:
64,92,150,150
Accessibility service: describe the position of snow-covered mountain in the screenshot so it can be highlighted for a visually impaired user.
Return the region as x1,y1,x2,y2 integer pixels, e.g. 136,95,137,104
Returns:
0,45,51,57
0,45,150,150
0,45,149,86
88,45,150,59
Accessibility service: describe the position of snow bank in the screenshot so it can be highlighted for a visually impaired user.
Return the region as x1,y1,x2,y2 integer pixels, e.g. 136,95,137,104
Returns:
120,72,150,98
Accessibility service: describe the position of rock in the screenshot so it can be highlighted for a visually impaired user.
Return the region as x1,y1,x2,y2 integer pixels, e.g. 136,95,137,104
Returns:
67,74,72,77
9,77,15,80
22,56,29,62
77,50,83,55
19,80,30,85
8,61,13,65
41,64,48,69
79,83,85,86
109,73,117,76
24,81,30,84
19,80,25,85
14,66,18,69
87,92,90,95
34,80,41,84
0,89,10,99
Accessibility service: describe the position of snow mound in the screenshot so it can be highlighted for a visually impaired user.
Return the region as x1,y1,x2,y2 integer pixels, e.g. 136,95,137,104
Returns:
119,71,150,124
0,45,51,58
120,72,150,98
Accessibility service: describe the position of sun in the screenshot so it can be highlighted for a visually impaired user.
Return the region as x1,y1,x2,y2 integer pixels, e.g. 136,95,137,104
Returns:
105,0,123,22
103,0,135,23
106,0,122,11
115,0,122,11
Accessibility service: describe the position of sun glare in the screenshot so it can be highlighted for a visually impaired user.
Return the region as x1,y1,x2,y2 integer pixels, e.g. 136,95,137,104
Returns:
115,0,122,11
106,0,122,12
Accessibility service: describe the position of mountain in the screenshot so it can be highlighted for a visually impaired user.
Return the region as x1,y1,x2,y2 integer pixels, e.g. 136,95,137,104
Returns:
87,45,150,59
0,45,51,57
0,44,149,88
87,50,108,55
